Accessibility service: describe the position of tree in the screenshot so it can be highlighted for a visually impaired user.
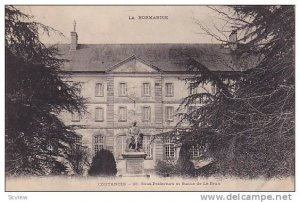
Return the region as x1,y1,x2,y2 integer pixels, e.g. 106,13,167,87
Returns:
5,6,86,176
173,6,294,178
88,150,117,176
68,145,91,176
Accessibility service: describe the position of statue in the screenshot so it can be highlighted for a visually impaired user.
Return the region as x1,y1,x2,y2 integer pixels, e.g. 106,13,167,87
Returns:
126,122,143,152
122,122,148,177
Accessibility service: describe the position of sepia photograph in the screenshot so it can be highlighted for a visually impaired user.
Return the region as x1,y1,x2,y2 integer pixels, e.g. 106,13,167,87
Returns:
5,5,295,192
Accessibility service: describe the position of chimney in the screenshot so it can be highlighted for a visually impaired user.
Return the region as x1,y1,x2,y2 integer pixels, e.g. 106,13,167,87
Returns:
229,30,237,50
70,20,78,51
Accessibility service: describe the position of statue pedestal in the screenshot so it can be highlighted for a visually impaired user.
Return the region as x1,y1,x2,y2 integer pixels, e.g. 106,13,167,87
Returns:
121,152,149,177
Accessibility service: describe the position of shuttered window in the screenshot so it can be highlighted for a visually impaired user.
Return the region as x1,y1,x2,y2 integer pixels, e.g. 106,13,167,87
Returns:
119,106,127,122
95,107,104,122
95,83,104,97
165,106,174,122
119,82,127,96
142,83,151,96
142,106,151,121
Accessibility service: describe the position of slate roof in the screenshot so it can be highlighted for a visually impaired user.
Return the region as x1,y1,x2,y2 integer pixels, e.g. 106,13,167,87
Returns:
56,43,255,72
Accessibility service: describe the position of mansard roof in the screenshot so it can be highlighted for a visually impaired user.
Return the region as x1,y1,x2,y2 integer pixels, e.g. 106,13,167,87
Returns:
56,43,256,73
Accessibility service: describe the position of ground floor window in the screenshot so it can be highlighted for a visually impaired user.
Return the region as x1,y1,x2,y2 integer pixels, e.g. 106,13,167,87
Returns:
143,136,153,158
72,135,82,151
191,144,207,158
94,135,104,155
164,138,176,158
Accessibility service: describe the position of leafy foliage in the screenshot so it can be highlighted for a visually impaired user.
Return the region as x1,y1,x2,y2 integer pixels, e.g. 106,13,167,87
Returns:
5,6,86,176
155,160,178,177
176,145,196,177
68,145,91,176
173,6,294,178
88,150,117,177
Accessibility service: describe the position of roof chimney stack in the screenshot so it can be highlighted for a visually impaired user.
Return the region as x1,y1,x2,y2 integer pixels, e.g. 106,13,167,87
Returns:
70,20,78,51
229,30,237,51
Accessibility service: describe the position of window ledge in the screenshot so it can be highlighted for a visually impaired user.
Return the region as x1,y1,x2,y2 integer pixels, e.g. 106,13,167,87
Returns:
118,120,127,122
142,120,151,122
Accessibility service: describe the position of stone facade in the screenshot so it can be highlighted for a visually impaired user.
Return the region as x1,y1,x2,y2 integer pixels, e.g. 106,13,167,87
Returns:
60,65,211,174
57,30,242,175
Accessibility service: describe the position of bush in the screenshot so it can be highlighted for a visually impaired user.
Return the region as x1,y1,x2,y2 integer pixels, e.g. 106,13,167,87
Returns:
155,160,178,177
49,161,68,176
155,145,215,178
88,149,117,176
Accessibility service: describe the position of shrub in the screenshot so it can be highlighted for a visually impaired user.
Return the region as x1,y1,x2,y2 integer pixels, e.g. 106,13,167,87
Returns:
68,146,90,176
155,160,178,177
88,149,117,176
176,145,196,177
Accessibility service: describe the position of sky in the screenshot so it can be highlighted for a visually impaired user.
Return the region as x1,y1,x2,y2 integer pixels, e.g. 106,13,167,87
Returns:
17,6,228,44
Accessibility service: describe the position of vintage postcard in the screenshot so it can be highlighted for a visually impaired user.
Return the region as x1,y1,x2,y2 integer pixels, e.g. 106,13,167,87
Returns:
5,5,295,192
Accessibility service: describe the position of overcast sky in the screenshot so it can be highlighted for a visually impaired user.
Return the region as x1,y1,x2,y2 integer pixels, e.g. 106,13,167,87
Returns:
17,6,228,44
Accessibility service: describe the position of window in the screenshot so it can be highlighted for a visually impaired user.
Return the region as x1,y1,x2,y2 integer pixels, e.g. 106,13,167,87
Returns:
191,145,201,158
189,85,197,95
119,106,127,122
191,144,207,158
120,136,127,155
72,135,82,151
165,106,174,122
165,83,174,97
94,135,104,155
71,112,80,122
165,138,175,158
95,107,104,122
95,83,104,97
119,82,127,96
142,106,151,121
142,83,151,96
143,136,153,158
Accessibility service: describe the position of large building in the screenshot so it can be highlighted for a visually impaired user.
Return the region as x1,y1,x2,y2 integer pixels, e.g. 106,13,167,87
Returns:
58,28,243,175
